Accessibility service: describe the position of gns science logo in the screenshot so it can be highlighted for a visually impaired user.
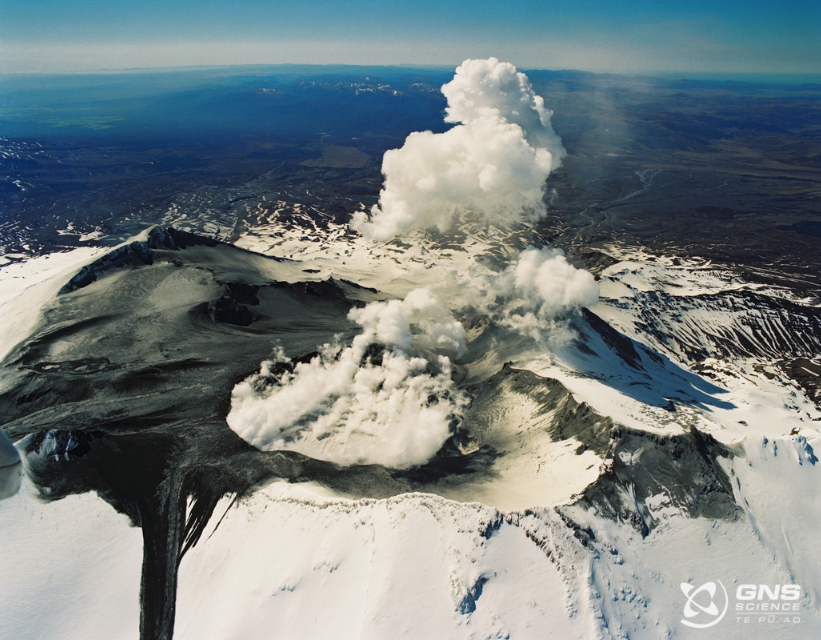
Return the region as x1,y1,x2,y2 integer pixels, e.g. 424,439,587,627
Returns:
680,581,729,628
680,581,803,629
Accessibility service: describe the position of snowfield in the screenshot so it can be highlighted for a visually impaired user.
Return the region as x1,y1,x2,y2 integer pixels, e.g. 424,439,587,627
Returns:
172,456,820,640
0,475,143,640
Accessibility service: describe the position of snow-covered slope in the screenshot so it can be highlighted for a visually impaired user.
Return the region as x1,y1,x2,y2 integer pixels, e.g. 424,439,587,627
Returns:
0,474,143,640
172,457,820,640
594,257,821,362
2,220,820,640
175,483,591,640
0,246,105,362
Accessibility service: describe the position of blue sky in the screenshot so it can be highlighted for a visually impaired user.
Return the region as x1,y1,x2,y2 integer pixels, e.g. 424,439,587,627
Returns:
1,0,819,75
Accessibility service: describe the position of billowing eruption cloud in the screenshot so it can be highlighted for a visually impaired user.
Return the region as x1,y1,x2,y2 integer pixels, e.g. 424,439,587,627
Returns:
226,289,467,469
352,58,566,240
491,246,600,338
441,57,565,157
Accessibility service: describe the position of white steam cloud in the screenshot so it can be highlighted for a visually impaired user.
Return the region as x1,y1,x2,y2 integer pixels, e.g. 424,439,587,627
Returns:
352,58,566,240
228,61,593,467
490,246,600,338
441,57,565,158
226,289,467,469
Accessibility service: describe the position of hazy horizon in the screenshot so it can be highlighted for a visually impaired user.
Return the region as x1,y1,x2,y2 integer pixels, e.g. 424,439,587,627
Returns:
2,62,821,88
2,0,819,76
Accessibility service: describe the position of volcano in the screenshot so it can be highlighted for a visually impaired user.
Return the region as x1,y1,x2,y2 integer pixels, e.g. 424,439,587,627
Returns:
2,60,821,640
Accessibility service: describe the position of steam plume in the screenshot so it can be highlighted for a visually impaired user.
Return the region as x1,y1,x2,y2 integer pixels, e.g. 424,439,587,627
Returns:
226,289,466,469
352,58,566,240
494,246,600,338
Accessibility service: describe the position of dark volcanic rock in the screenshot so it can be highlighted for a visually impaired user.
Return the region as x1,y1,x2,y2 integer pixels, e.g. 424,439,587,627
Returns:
59,226,219,294
568,426,738,537
209,283,260,326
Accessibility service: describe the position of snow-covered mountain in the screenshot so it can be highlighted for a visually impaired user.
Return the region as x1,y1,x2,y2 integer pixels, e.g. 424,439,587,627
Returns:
1,58,819,640
0,214,818,640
